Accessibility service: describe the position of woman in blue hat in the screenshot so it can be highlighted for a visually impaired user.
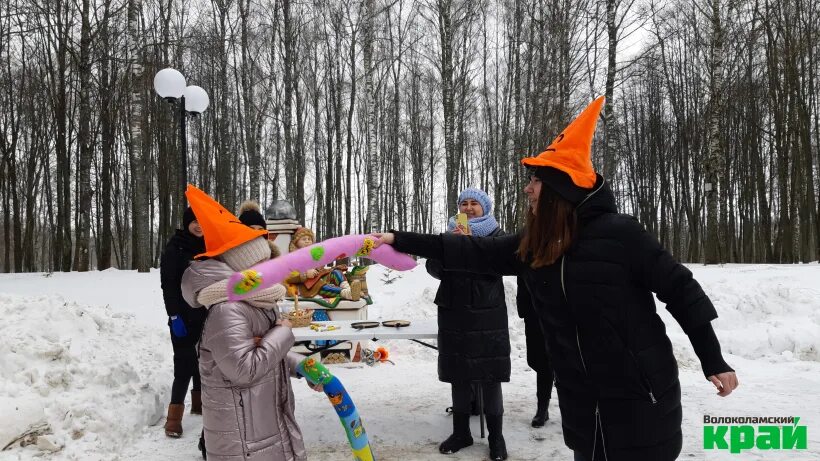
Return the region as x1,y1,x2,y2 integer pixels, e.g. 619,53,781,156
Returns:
426,188,510,461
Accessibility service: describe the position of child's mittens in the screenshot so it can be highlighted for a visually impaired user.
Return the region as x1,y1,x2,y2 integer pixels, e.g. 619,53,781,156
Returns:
170,315,188,337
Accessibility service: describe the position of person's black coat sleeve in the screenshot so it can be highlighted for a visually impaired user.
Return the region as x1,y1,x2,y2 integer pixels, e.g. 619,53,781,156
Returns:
160,245,186,318
392,231,521,276
622,218,718,333
687,322,734,378
425,258,444,280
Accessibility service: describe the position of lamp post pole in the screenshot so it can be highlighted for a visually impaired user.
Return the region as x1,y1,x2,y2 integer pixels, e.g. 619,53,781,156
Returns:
179,95,187,201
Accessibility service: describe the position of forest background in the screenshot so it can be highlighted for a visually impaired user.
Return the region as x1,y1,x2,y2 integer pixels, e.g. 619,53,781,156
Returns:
0,0,818,272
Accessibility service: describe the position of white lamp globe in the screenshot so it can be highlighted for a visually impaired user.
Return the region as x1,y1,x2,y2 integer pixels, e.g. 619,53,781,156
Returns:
153,68,186,100
184,86,210,114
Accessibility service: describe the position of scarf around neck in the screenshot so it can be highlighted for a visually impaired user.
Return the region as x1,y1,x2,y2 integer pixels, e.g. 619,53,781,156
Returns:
447,213,499,237
197,279,287,312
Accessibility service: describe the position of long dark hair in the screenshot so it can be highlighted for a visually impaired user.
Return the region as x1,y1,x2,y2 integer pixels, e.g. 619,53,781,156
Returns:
518,185,577,268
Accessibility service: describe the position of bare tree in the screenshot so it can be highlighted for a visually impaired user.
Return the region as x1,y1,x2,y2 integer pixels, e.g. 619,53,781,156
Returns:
128,0,150,272
704,0,726,264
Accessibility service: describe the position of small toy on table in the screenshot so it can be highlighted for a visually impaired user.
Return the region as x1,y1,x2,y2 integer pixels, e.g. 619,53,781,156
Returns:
285,227,362,301
309,322,340,332
281,284,314,327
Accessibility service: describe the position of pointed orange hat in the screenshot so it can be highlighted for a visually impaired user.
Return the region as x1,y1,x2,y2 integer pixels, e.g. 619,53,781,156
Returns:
520,96,604,188
185,184,267,259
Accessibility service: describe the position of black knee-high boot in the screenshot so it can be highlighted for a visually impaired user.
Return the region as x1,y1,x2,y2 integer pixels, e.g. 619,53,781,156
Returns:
439,412,473,454
531,398,549,427
532,372,552,427
487,414,507,460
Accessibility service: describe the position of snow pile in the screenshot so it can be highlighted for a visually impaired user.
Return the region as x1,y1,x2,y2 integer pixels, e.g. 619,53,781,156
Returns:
640,264,820,374
368,262,820,369
0,263,819,460
697,264,820,362
0,292,170,459
0,269,164,326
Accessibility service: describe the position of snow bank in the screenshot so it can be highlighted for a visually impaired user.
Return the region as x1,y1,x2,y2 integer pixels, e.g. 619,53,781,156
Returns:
1,263,819,460
693,264,820,363
0,293,171,460
366,262,820,368
0,270,165,327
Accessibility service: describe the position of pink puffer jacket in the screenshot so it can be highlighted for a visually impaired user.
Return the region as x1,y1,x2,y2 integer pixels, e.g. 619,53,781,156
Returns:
182,259,307,461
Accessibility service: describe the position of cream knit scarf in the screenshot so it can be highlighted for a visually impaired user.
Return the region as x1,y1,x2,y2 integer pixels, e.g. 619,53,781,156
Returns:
197,279,288,311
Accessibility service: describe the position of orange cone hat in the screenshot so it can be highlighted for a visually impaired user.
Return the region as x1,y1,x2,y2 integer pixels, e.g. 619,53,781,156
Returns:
185,184,267,259
521,96,604,188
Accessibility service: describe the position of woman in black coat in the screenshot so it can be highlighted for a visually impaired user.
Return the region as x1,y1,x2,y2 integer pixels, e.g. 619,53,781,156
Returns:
427,188,511,461
159,207,206,438
516,279,553,427
375,97,738,461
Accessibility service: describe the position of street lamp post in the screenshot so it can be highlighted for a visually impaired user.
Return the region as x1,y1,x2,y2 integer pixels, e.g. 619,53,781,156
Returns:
153,68,210,204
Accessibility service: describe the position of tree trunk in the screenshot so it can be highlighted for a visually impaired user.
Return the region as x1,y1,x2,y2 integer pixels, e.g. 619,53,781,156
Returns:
239,0,260,203
74,0,93,271
704,0,725,264
99,56,115,269
438,0,458,209
602,0,618,180
345,23,356,235
54,3,73,271
362,0,378,232
128,0,151,272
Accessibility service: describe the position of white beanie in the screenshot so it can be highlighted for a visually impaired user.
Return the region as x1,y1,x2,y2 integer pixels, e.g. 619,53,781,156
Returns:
219,237,271,271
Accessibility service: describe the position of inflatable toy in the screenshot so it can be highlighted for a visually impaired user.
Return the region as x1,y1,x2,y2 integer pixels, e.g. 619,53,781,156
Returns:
228,234,415,301
297,357,375,461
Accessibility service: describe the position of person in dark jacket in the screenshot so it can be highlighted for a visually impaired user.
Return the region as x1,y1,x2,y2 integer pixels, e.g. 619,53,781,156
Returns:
374,97,738,461
516,279,553,427
427,188,511,461
160,206,206,438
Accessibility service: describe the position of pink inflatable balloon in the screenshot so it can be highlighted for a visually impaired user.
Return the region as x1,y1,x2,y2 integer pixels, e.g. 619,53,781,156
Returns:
227,234,416,301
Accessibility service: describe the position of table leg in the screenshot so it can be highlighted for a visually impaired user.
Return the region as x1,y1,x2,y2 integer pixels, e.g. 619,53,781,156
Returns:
409,339,438,350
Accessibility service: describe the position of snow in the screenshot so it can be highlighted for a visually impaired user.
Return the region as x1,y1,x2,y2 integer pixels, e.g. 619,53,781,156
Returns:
1,263,819,460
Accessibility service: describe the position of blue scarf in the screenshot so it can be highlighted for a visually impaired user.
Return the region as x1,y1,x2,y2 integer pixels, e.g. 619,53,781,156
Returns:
447,214,499,237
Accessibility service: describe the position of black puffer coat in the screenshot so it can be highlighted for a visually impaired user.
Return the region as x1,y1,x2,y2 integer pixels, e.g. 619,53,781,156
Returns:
426,227,510,384
160,229,207,335
516,280,551,373
393,175,730,461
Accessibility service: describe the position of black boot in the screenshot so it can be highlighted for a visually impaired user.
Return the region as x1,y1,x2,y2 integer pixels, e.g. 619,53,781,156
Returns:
439,412,473,454
531,398,549,427
487,414,508,460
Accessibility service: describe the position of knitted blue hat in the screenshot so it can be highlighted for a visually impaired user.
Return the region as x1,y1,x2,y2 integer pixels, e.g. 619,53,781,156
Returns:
458,188,492,216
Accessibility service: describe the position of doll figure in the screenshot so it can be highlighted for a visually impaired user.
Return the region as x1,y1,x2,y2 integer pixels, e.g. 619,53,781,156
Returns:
286,227,361,301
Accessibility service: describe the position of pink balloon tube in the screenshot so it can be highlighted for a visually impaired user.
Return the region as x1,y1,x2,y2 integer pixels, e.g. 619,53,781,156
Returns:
226,234,416,301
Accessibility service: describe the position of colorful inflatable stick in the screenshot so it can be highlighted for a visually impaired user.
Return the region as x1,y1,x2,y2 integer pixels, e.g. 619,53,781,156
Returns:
227,234,415,301
297,357,375,461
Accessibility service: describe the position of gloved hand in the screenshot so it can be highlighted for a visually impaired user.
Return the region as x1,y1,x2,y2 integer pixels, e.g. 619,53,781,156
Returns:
170,315,188,337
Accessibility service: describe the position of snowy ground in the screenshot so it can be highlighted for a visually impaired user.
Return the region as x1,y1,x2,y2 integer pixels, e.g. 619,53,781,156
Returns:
1,263,819,460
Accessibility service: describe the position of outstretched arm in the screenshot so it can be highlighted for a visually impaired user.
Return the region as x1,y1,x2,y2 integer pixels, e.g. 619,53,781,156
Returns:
623,218,738,396
688,323,738,396
374,231,521,276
